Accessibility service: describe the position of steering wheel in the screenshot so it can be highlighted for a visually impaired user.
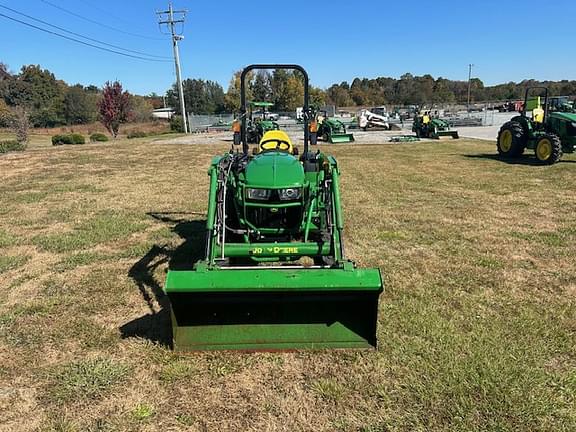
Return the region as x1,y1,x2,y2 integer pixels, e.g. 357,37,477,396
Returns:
260,139,291,152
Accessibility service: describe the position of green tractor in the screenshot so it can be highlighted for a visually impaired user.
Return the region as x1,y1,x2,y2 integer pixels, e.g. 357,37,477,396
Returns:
412,113,459,139
165,64,383,351
316,110,355,144
497,87,576,164
234,101,280,145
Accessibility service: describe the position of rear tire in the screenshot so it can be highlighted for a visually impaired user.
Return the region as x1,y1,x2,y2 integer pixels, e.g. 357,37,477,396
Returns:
497,121,526,157
535,134,562,164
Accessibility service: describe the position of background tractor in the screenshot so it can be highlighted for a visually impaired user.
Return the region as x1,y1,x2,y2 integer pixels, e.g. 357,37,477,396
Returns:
497,87,576,164
233,101,280,145
316,110,355,143
165,64,383,351
412,112,459,139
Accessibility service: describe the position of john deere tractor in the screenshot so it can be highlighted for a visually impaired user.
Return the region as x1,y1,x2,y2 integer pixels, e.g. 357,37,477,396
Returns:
165,65,383,351
233,101,279,145
412,112,459,139
497,87,576,164
316,110,355,143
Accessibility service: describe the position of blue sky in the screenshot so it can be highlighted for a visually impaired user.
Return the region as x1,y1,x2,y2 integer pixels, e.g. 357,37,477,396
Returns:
1,0,575,95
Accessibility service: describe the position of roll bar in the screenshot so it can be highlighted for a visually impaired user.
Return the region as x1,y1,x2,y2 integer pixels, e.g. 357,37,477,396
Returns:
523,86,549,122
240,64,310,157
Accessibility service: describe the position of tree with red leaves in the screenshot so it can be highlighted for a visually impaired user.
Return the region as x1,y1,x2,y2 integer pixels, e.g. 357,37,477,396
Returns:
98,81,131,138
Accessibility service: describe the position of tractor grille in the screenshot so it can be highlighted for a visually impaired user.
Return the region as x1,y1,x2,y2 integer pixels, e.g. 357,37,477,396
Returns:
246,206,302,229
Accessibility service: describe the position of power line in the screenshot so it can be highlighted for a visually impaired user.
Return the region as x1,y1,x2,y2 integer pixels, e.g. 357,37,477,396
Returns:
0,12,171,62
0,4,170,60
40,0,165,41
77,0,154,32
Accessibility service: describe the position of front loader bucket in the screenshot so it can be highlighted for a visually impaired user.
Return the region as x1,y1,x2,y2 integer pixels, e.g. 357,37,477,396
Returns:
438,130,459,139
165,268,383,351
329,133,355,144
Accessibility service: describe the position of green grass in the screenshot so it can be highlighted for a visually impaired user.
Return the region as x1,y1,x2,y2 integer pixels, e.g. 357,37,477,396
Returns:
158,359,196,383
0,137,575,431
0,254,29,273
0,228,18,248
47,358,130,402
12,191,49,204
310,378,346,402
33,211,147,253
55,251,115,271
131,403,155,421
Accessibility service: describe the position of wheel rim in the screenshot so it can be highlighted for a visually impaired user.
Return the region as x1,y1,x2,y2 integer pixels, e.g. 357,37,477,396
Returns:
536,139,552,161
500,130,513,152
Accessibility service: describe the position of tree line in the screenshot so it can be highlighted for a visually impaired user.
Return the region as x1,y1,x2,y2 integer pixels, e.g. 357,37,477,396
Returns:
326,74,576,107
2,63,576,126
169,71,576,114
0,63,161,128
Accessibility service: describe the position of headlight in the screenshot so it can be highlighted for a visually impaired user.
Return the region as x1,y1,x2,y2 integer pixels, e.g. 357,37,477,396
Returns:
279,188,302,200
246,188,272,200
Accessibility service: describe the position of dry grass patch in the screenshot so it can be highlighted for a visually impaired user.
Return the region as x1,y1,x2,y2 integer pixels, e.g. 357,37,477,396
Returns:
0,137,575,431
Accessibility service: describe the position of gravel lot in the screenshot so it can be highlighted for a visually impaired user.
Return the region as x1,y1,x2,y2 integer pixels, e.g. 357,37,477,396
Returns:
157,112,518,146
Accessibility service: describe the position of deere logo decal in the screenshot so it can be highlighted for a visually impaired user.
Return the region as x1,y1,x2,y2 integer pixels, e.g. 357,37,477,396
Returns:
251,247,299,255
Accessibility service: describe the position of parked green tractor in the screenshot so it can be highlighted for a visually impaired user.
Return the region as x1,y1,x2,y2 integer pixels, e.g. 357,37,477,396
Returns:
497,87,576,164
316,111,355,143
234,101,280,145
412,113,459,139
165,65,383,351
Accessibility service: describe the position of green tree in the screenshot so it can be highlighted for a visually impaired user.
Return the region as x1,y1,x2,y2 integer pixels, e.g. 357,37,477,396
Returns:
64,85,98,124
0,99,11,127
17,65,65,126
166,79,225,114
129,95,154,122
433,78,456,104
252,71,272,102
309,86,326,108
326,83,353,107
224,70,254,112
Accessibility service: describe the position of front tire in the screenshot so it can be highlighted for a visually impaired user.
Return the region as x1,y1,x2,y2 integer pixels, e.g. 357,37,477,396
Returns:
497,121,526,157
535,134,562,164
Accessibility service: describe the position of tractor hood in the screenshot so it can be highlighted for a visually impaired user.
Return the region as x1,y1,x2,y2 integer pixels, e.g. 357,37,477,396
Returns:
259,120,277,129
325,118,343,127
550,111,576,122
245,151,304,188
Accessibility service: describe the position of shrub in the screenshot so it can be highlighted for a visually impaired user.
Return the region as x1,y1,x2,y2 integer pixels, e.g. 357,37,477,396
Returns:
52,134,85,146
170,115,184,132
0,140,26,154
70,134,85,144
52,134,73,146
89,133,109,142
127,130,148,139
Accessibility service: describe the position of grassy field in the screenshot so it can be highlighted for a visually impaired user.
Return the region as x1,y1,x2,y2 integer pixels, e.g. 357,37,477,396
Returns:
0,137,575,431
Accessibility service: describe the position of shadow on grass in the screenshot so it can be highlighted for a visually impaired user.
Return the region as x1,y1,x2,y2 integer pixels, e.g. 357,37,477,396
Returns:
464,153,576,165
120,212,206,348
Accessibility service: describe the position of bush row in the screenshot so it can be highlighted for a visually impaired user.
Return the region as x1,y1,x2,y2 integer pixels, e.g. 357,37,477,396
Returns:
0,140,26,154
127,130,174,139
52,134,86,145
89,133,109,142
127,131,148,139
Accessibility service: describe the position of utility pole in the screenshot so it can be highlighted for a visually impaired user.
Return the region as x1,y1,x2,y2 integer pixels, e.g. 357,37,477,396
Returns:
467,63,474,113
157,3,189,134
